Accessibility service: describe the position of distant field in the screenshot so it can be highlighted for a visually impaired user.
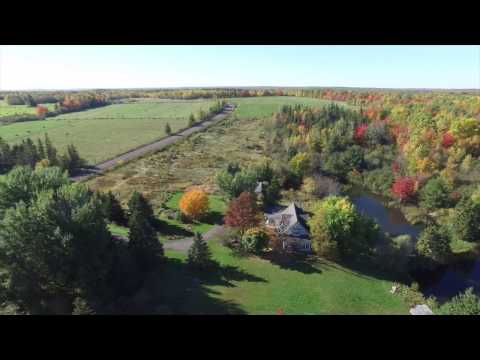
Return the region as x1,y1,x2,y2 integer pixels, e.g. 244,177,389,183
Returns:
0,100,215,164
0,101,55,118
229,96,352,119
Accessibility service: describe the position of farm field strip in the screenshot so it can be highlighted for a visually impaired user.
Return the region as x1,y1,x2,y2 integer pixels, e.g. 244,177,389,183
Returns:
0,100,216,164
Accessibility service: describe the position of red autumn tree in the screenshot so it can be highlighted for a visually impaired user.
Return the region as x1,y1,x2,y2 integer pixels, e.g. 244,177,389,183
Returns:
392,177,416,202
442,132,455,149
354,124,369,143
224,192,261,234
36,105,49,119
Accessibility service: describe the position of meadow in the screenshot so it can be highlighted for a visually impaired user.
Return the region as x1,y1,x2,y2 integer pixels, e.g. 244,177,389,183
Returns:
228,96,352,119
0,100,215,164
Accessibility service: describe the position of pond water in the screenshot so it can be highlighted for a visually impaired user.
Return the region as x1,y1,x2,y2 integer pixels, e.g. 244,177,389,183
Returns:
350,187,480,303
351,191,423,239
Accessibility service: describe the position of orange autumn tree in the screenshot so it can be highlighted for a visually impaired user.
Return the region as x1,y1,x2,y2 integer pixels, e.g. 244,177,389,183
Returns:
36,105,49,119
179,188,209,220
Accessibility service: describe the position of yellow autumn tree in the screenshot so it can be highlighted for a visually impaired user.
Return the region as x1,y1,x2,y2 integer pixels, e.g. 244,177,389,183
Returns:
179,188,209,220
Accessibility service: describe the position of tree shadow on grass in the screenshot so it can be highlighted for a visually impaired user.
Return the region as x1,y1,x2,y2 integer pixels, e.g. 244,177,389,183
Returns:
154,218,193,237
317,256,408,284
262,252,323,275
126,258,266,315
201,210,224,226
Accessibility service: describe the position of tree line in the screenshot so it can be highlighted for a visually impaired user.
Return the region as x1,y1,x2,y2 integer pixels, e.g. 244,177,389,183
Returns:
0,134,86,176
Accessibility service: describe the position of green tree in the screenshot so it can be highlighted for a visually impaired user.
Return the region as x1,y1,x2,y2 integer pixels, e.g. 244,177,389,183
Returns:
44,133,59,166
165,122,172,135
188,114,196,127
127,191,155,225
0,179,113,314
416,224,452,264
419,177,452,209
128,209,163,273
308,196,378,259
103,191,127,225
187,232,214,270
453,198,480,243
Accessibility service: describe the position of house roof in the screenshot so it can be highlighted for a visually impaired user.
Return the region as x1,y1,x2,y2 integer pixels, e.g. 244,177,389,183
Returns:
266,202,310,239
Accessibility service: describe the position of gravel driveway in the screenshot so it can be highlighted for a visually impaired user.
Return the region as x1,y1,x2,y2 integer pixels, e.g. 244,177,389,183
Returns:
71,104,235,182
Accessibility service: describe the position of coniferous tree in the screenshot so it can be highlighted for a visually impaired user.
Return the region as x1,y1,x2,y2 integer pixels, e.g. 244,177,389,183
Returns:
127,191,155,225
44,133,58,166
104,191,127,225
37,138,46,160
187,232,214,270
165,122,172,135
128,209,163,272
188,114,196,127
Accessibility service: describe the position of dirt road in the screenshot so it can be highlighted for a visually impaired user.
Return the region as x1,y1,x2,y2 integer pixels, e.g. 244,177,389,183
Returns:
71,104,235,182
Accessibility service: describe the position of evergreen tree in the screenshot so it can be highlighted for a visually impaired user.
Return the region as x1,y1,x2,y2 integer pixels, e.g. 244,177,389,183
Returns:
165,122,172,135
416,224,452,264
188,114,196,127
37,138,46,160
187,232,214,270
453,198,480,243
128,209,163,272
127,191,155,225
104,191,127,225
44,133,58,166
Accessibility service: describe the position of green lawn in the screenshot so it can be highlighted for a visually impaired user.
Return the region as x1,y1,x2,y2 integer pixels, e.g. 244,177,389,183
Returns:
146,238,409,315
1,100,215,164
229,96,352,119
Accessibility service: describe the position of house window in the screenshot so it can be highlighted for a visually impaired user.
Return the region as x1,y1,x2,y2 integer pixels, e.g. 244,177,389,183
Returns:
304,242,311,250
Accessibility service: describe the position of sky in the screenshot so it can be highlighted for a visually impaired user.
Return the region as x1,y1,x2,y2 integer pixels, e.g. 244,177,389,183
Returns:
0,45,478,90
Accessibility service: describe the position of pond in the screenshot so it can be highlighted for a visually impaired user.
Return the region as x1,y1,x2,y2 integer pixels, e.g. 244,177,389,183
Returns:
349,187,480,303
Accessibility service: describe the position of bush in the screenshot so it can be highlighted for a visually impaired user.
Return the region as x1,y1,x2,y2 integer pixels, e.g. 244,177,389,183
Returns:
437,288,480,315
240,227,269,254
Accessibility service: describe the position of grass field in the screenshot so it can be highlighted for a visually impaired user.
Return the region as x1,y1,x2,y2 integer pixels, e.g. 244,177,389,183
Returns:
139,238,409,314
229,96,352,119
0,100,215,164
0,101,55,117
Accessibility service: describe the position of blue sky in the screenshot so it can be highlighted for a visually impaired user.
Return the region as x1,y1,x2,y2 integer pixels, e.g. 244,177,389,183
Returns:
0,45,478,90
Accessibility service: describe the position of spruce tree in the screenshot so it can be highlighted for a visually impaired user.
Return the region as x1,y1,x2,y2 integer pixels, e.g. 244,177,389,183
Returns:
187,232,213,270
165,122,172,135
128,209,163,272
127,191,155,225
105,191,127,225
188,114,196,127
37,138,46,160
44,133,58,166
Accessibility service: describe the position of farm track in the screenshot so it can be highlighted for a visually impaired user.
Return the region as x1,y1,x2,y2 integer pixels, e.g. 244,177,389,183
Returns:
71,104,235,182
